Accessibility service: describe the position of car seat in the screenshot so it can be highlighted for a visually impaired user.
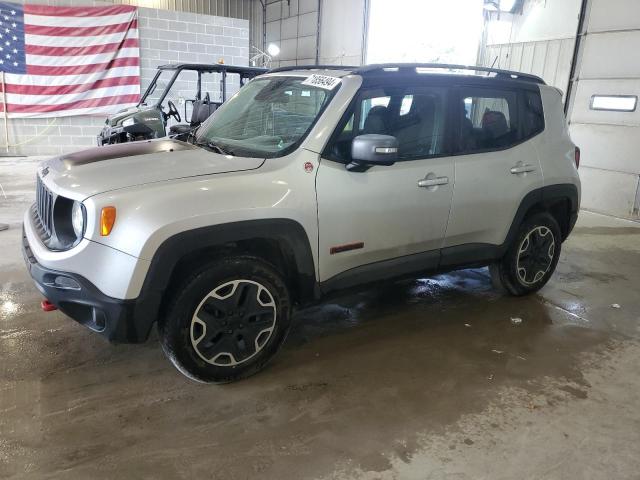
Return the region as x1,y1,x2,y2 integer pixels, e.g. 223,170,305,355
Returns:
169,94,219,136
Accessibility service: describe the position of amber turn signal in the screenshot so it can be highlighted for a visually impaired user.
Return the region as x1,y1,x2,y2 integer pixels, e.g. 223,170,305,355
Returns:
100,206,116,236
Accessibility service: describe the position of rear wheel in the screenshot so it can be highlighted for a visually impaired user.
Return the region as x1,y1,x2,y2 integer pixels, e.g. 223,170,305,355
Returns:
490,212,561,296
159,256,292,383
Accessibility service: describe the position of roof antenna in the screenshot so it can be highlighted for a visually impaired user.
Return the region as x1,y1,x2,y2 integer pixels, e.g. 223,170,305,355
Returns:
488,56,498,75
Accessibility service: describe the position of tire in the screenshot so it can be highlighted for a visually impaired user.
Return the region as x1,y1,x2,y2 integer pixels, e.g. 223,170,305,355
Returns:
159,256,292,383
490,212,561,296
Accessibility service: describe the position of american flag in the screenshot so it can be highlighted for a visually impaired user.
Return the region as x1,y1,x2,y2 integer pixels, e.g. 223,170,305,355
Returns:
0,2,140,118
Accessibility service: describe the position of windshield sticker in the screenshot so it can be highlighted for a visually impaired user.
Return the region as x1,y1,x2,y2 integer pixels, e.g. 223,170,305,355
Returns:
301,74,341,90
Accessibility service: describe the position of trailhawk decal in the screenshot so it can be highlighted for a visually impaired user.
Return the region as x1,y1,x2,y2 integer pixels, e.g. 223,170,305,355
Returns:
301,74,341,90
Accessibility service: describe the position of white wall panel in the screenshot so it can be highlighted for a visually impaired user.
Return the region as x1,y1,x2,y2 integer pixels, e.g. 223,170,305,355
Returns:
578,167,639,217
570,124,640,175
482,38,574,96
486,0,580,44
570,79,640,126
521,42,535,72
587,0,640,33
579,32,640,79
531,42,548,78
318,0,365,65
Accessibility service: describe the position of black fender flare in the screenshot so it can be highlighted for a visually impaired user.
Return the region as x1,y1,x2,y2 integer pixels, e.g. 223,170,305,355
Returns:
504,183,579,246
131,219,318,340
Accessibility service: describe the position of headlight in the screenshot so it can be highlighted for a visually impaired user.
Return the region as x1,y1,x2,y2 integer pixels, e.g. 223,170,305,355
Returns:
122,117,135,127
71,201,84,238
51,198,85,250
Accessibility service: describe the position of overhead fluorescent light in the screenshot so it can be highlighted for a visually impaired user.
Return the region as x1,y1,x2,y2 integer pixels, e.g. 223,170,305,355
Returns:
590,95,637,112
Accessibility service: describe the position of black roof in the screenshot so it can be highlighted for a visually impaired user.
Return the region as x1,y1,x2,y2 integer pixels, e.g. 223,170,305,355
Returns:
158,63,268,75
268,63,545,85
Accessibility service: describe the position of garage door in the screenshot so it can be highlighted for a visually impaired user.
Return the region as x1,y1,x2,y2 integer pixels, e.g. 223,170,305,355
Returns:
568,0,640,218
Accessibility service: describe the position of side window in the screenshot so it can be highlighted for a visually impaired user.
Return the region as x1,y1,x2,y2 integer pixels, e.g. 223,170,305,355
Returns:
523,90,545,138
359,96,391,130
389,90,447,159
457,88,520,153
326,86,448,162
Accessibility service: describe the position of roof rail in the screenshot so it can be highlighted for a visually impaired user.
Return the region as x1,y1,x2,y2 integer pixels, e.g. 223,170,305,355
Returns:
268,64,358,73
355,63,546,84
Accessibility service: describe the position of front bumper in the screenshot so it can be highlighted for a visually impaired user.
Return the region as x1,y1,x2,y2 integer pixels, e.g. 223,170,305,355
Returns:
22,229,152,343
97,125,124,145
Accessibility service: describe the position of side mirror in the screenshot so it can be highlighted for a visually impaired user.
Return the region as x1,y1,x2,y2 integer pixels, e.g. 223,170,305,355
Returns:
347,134,398,172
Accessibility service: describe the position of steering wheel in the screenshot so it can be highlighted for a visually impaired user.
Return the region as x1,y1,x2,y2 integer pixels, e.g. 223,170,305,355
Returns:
166,100,181,123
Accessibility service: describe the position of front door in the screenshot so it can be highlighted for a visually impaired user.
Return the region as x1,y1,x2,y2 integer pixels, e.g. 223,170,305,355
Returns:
316,84,455,286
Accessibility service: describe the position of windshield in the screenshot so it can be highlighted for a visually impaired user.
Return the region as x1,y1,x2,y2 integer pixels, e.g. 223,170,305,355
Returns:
195,76,337,158
140,70,175,106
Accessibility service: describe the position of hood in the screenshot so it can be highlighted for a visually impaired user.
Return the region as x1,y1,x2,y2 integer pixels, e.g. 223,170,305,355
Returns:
107,105,138,125
106,104,151,126
42,139,265,200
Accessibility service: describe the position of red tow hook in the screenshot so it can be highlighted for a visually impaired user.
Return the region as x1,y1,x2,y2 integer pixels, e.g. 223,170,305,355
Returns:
41,299,57,312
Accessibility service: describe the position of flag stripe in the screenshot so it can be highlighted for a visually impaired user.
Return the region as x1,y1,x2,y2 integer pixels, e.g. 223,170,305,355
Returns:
23,4,136,17
0,94,141,113
2,84,141,105
0,76,140,96
4,105,134,118
26,56,139,76
25,29,139,48
24,11,135,27
25,19,137,37
2,66,141,86
27,47,139,67
25,38,139,56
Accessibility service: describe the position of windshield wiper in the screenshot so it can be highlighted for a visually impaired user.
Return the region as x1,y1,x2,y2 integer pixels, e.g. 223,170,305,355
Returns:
195,140,233,156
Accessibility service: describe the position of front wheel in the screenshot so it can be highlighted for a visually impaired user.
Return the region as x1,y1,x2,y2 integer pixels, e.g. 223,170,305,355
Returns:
159,256,292,383
490,212,561,296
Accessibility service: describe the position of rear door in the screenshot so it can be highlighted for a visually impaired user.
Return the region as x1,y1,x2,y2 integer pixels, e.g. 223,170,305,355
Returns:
441,84,544,265
316,83,455,285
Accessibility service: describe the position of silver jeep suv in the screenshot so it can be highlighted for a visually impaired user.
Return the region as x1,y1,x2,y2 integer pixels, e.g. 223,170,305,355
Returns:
23,64,581,383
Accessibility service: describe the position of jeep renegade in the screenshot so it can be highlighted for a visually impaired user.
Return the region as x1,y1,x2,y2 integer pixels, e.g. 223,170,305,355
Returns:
23,64,581,383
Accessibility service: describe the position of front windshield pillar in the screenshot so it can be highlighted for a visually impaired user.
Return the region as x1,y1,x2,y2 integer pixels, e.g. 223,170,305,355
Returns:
139,69,163,106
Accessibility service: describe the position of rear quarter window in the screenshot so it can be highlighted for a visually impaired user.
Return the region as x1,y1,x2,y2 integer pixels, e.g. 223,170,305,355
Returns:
523,89,545,139
455,86,544,155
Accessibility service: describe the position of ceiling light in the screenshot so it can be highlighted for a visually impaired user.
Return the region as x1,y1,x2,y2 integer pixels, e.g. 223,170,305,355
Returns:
267,43,280,57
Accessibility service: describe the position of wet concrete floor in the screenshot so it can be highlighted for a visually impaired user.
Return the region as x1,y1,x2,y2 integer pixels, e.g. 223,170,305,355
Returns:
1,157,640,479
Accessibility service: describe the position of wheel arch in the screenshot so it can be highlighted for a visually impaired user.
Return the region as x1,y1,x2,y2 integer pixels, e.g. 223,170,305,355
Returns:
507,184,579,247
131,219,318,341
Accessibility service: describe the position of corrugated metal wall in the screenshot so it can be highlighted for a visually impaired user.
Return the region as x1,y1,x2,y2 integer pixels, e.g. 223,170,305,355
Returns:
480,38,575,100
100,0,254,18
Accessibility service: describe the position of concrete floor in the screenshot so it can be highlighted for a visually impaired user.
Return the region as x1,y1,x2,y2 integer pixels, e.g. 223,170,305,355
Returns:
1,156,640,479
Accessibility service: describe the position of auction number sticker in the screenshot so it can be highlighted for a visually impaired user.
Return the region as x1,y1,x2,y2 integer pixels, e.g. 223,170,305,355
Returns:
301,74,341,90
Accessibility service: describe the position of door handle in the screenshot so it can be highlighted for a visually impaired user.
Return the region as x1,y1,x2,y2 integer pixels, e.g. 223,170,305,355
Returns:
418,176,449,188
510,164,536,174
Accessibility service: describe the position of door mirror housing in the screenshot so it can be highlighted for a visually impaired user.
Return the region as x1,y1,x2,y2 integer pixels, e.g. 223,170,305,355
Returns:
347,134,398,171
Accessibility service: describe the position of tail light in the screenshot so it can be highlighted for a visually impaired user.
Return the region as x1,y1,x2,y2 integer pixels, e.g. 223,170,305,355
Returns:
574,146,580,169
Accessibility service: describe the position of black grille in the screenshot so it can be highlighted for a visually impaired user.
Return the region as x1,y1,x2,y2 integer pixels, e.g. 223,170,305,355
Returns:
35,175,54,240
